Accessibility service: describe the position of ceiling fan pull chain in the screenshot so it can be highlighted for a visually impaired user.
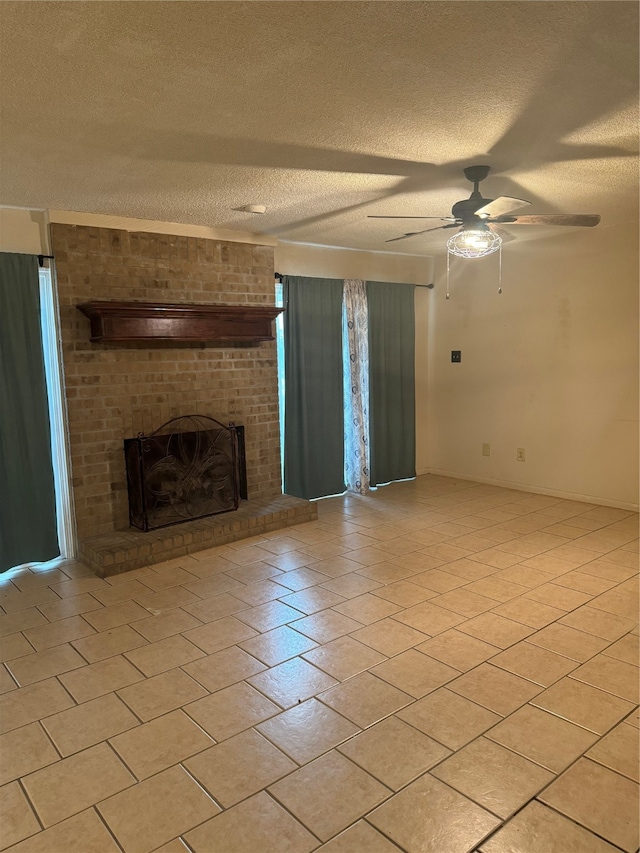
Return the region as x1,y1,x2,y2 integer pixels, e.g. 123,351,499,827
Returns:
498,246,502,294
446,251,451,300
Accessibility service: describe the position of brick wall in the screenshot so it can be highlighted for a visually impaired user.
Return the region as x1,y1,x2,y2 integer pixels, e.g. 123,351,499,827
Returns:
51,224,281,542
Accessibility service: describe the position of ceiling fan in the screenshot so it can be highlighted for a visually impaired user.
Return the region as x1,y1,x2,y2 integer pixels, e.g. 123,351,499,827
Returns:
368,165,601,257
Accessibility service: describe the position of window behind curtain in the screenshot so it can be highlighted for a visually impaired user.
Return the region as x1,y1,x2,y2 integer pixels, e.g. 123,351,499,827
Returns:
39,265,75,560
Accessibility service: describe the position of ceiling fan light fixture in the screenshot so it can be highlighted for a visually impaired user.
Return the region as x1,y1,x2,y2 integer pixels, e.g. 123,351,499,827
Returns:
447,225,502,259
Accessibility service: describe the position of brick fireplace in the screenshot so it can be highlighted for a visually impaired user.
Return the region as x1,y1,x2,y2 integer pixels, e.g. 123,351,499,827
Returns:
51,223,315,575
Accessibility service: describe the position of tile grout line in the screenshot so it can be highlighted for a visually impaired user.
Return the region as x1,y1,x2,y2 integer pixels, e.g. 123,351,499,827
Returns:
92,805,128,853
16,775,46,836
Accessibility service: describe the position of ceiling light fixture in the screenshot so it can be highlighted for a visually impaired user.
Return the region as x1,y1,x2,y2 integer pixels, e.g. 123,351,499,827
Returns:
445,224,503,300
446,224,502,259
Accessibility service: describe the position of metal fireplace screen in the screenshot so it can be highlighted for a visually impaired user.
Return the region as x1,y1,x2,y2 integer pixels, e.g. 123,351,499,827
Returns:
124,415,247,531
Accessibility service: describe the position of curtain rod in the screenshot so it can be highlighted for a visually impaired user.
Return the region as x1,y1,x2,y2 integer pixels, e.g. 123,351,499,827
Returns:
274,272,434,289
38,254,54,267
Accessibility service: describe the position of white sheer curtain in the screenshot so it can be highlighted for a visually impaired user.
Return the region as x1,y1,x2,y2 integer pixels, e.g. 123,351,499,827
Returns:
343,279,370,494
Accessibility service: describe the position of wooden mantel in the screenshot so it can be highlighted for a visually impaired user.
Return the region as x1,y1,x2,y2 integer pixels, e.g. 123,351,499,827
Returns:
77,301,283,344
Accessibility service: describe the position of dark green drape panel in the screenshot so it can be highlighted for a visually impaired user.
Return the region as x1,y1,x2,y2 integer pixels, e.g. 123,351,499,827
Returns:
367,280,416,486
0,253,58,572
283,276,345,499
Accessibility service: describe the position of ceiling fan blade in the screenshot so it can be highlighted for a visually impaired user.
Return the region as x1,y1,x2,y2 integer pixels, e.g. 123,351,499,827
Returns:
368,215,457,220
488,225,517,244
475,196,531,218
492,214,601,227
385,223,459,243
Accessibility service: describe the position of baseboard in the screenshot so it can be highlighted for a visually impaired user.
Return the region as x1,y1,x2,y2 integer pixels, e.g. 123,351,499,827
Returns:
423,467,639,512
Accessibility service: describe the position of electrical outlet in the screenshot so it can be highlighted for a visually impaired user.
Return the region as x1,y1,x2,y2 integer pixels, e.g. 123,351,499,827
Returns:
482,443,491,457
517,448,526,462
451,350,461,363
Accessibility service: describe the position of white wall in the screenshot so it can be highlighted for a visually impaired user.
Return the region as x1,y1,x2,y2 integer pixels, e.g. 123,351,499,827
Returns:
275,241,433,476
275,240,433,285
427,223,639,509
0,207,49,253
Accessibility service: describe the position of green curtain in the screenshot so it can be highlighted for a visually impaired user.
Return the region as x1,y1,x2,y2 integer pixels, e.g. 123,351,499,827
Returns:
367,280,416,486
283,275,345,499
0,253,58,572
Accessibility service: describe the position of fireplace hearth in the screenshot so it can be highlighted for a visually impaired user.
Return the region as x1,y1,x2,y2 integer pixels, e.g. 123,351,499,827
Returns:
124,415,247,531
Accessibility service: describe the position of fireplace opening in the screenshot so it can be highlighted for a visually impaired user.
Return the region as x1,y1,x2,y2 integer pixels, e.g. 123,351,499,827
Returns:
124,415,247,531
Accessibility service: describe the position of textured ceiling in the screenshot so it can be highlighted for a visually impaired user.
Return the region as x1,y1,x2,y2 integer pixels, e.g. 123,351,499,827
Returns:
0,1,638,254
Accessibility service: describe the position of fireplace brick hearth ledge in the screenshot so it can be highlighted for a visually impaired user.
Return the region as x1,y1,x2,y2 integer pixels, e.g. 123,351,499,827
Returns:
80,494,316,577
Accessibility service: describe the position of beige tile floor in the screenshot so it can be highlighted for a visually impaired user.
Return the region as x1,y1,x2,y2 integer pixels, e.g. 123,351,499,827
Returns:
0,475,638,853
